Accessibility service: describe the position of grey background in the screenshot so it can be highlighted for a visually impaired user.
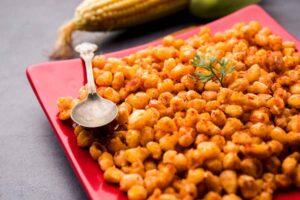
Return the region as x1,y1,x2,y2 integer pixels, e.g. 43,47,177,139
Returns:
0,0,299,199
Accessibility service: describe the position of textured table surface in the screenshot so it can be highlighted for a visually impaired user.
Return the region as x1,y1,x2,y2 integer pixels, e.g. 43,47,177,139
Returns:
0,0,299,199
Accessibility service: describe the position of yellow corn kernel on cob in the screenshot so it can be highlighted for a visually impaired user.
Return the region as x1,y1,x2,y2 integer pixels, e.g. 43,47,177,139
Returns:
50,0,189,60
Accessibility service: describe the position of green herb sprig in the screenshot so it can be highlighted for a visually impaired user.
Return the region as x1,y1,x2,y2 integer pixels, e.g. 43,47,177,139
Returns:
190,54,235,87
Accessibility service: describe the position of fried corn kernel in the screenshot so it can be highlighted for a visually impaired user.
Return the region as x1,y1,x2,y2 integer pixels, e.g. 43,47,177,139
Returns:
173,153,188,171
155,116,177,132
89,142,104,160
95,70,113,87
238,175,260,199
262,173,276,193
114,150,127,167
282,156,297,175
76,129,94,147
143,73,160,89
185,108,199,127
74,125,84,137
159,134,178,151
128,185,147,200
287,115,300,132
128,109,151,130
249,123,269,139
196,120,221,136
202,91,218,101
93,55,106,69
287,94,300,108
250,109,270,123
125,147,149,163
246,64,261,82
98,152,114,171
220,170,237,194
170,96,186,112
103,87,120,103
112,71,124,90
163,150,177,164
179,180,198,198
170,63,194,81
126,130,141,148
211,109,226,127
240,158,263,178
228,78,249,92
146,141,162,160
187,168,205,184
178,126,196,147
203,192,222,200
248,81,269,94
120,173,144,192
140,126,154,146
197,142,220,161
158,92,174,107
57,97,73,120
205,171,222,193
223,141,239,153
224,105,243,118
158,78,174,93
103,166,123,183
290,83,300,94
117,102,131,124
223,153,241,170
108,136,127,153
221,118,243,137
275,174,292,189
205,158,223,174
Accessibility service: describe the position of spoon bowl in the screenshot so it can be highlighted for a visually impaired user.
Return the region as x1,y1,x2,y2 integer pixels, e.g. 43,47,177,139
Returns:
71,43,118,128
71,93,118,128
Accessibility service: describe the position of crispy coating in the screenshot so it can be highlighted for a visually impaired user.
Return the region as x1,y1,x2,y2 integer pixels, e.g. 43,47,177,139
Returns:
58,22,300,200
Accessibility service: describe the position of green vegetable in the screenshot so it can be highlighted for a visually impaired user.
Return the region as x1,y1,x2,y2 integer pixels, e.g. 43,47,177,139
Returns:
189,0,261,19
190,54,235,87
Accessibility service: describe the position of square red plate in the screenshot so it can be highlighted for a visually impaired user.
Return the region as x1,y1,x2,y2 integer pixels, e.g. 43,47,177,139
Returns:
27,5,300,200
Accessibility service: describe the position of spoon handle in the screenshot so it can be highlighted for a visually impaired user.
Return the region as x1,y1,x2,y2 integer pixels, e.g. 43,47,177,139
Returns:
75,43,98,94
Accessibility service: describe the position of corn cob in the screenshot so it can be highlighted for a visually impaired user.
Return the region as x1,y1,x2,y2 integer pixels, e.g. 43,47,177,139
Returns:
50,0,189,60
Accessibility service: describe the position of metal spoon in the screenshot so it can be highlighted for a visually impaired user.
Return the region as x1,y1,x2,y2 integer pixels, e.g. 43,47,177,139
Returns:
71,43,118,128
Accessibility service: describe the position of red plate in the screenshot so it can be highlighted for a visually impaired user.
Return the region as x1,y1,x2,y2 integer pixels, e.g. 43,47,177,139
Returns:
27,5,300,200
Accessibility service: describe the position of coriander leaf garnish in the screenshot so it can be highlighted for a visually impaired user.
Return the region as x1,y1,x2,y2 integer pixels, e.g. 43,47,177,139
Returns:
190,54,235,87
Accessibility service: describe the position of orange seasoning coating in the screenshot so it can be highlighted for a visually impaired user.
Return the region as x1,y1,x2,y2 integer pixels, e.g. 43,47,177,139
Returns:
58,21,300,200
